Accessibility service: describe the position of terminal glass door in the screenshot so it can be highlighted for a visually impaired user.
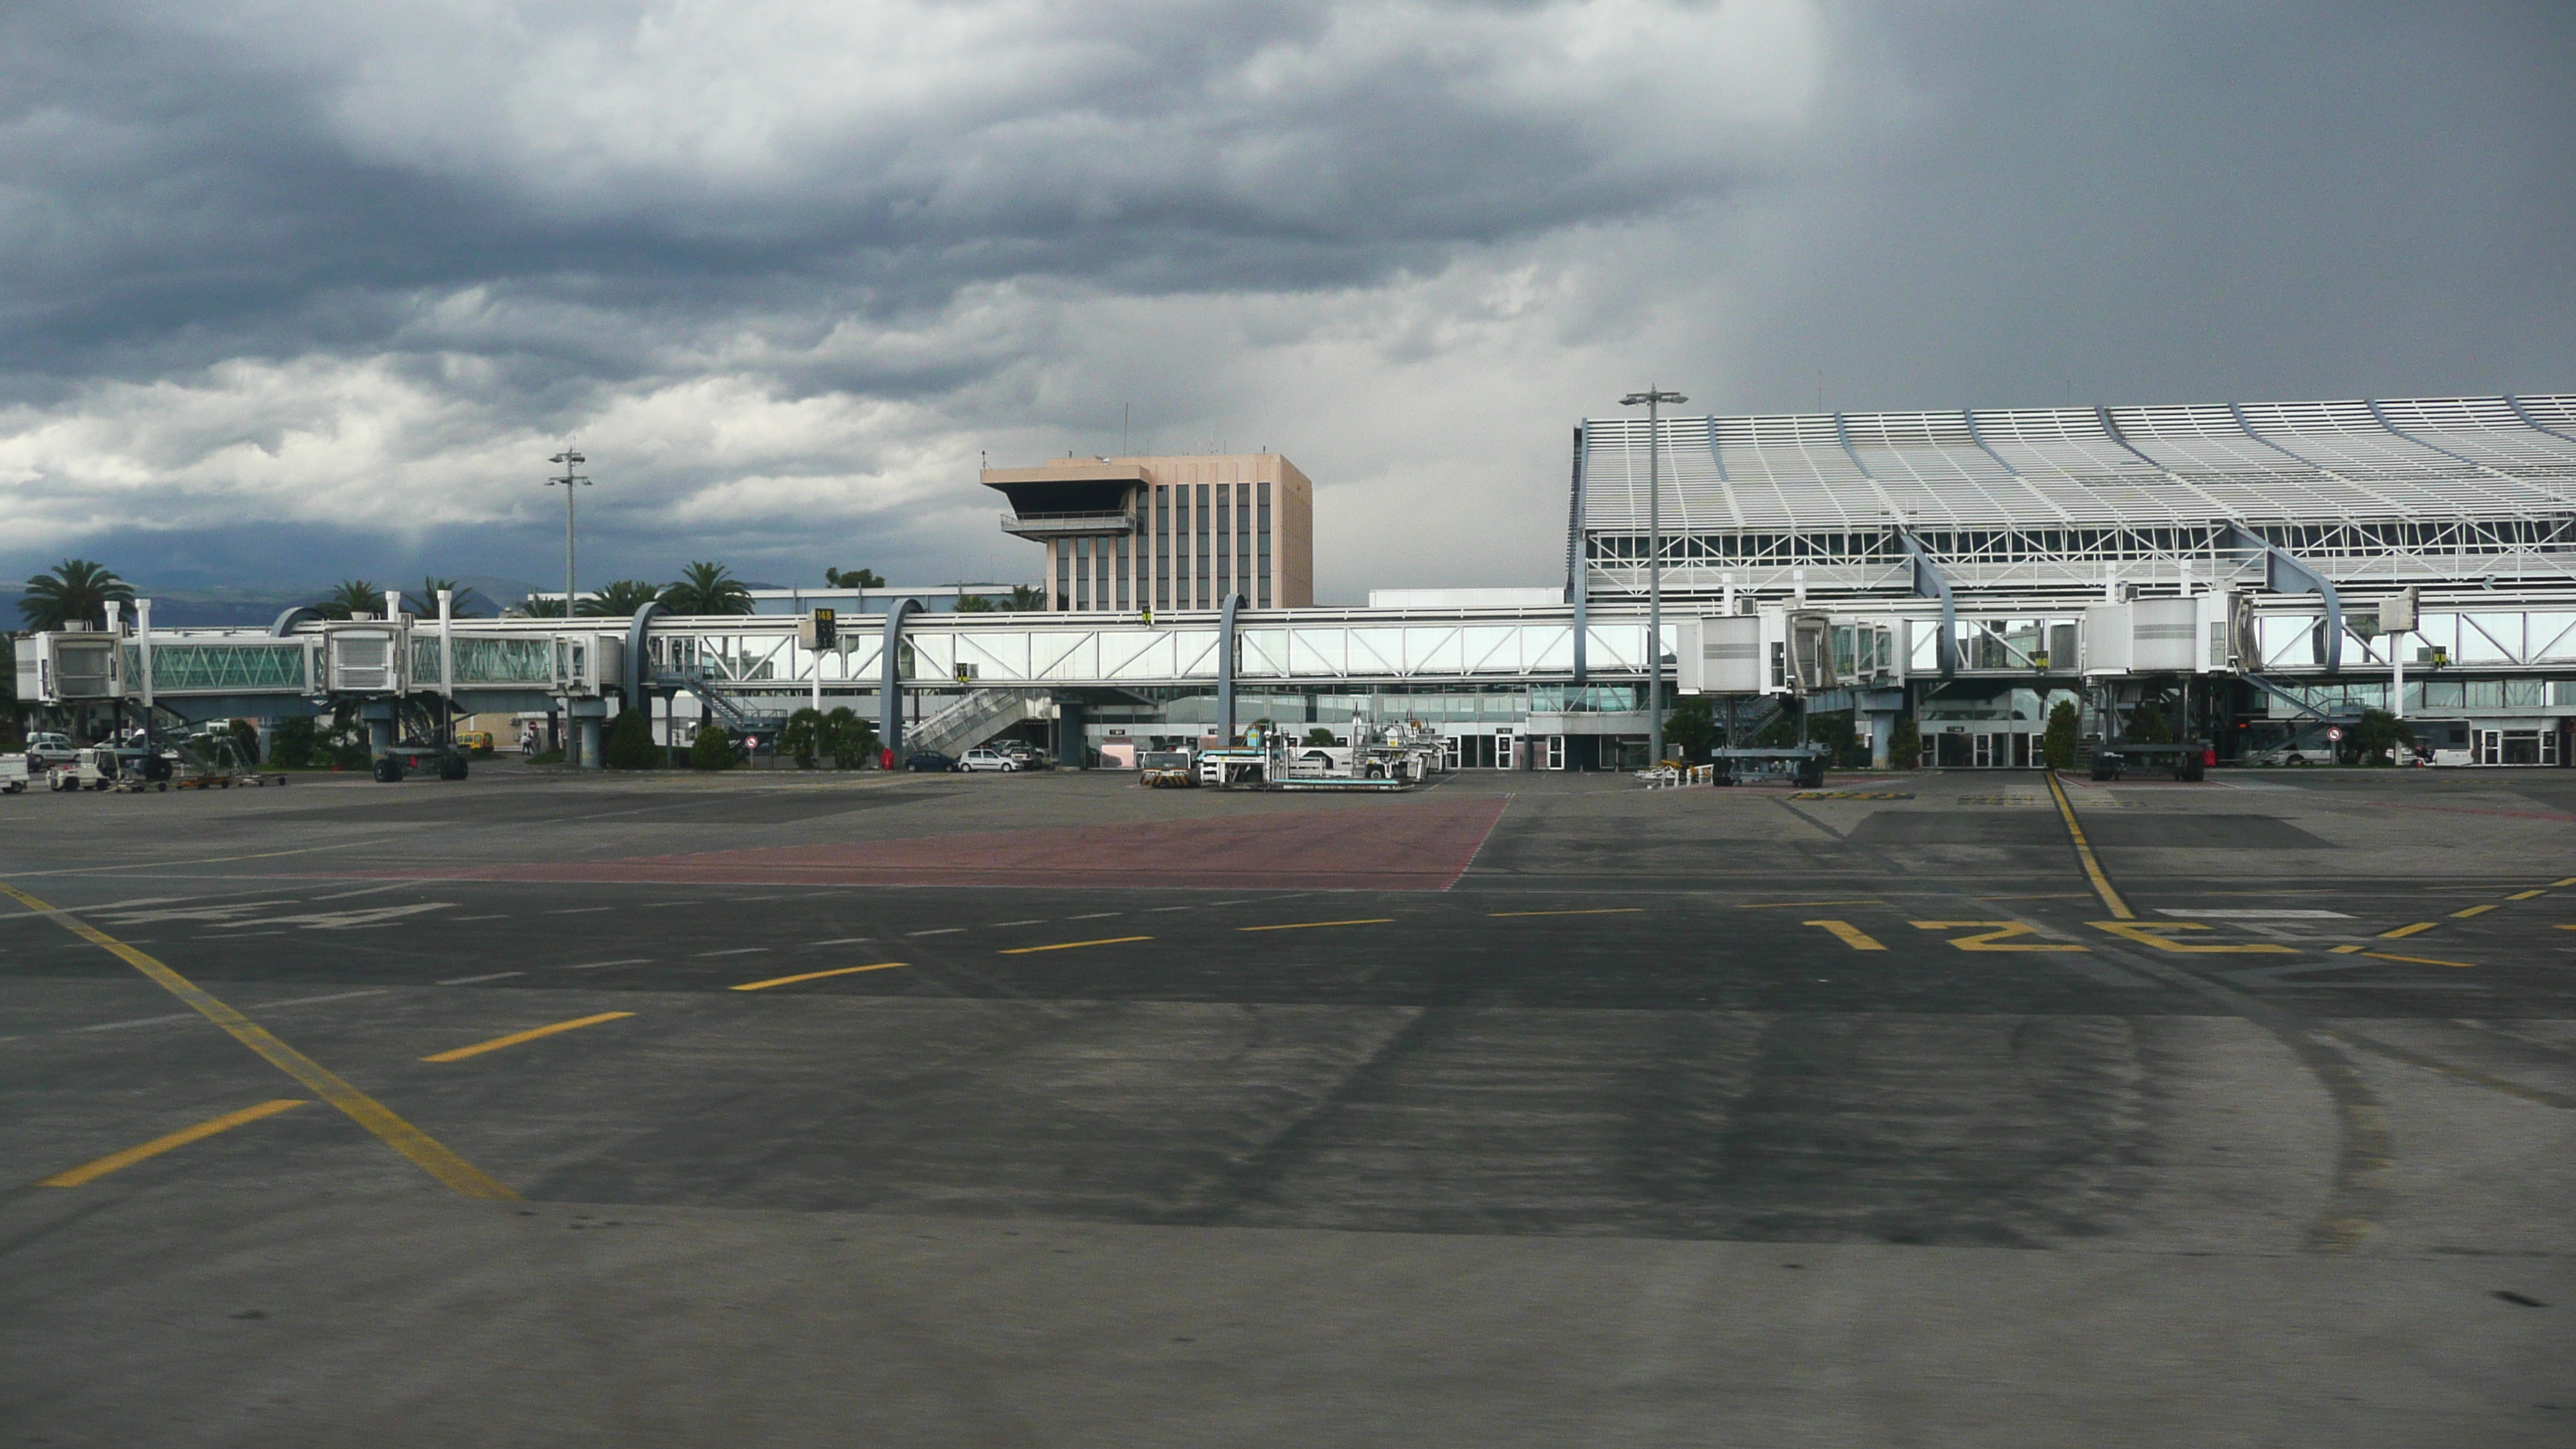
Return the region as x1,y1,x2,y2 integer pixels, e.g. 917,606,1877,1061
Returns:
1544,735,1565,769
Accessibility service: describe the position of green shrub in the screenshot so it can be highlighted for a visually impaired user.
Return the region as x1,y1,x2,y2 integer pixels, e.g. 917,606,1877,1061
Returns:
1890,718,1921,769
781,707,824,768
602,708,659,769
269,716,317,767
823,707,877,767
2042,700,2078,770
689,722,737,770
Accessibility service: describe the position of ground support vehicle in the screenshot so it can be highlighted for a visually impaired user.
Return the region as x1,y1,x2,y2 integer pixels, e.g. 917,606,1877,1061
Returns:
1139,750,1197,788
1705,747,1828,790
56,746,177,792
2089,740,2213,782
374,742,470,783
0,755,29,793
959,747,1019,772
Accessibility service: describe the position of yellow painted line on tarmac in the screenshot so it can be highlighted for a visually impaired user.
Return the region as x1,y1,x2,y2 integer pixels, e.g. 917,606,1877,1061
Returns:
999,936,1152,954
2046,772,2132,920
731,962,906,992
2358,951,2477,970
39,1100,308,1188
2451,903,2499,919
1732,899,1886,909
2332,944,2368,954
0,880,515,1200
1488,909,1646,917
1805,920,1887,951
2554,877,2576,888
423,1012,634,1063
2505,889,2546,902
1239,919,1396,932
2380,922,2439,938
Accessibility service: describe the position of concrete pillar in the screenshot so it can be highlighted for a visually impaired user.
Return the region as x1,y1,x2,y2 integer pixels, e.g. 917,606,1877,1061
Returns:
579,717,604,771
1865,711,1896,769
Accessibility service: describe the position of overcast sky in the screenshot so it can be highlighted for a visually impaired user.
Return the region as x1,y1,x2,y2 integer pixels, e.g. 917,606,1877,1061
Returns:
2,1,2569,606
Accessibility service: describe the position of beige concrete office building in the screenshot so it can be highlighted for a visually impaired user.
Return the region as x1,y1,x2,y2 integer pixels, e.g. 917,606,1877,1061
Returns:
983,453,1315,612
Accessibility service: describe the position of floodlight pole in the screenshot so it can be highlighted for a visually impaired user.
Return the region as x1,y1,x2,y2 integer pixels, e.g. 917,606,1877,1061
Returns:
547,447,591,759
1621,388,1686,770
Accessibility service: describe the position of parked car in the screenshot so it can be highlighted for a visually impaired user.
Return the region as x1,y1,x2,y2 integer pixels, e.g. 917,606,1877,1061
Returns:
995,740,1050,769
904,750,962,772
22,732,77,769
959,747,1019,772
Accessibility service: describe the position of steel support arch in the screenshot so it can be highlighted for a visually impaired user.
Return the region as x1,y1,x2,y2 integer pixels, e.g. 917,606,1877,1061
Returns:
2221,521,2344,674
879,598,925,758
1896,527,1959,677
1218,592,1245,745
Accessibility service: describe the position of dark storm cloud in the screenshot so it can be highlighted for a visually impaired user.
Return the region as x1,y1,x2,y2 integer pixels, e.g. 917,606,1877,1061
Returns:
0,1,1802,380
1730,2,2576,413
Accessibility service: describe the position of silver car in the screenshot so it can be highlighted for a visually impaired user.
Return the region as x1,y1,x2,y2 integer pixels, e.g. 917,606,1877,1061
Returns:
958,747,1020,772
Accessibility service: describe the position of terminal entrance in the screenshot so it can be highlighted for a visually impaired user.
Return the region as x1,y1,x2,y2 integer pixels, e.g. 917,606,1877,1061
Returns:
1932,728,2036,768
1445,728,1517,769
2474,728,2558,766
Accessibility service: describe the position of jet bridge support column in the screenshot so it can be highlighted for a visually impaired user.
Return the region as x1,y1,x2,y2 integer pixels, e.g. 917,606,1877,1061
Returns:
879,598,924,762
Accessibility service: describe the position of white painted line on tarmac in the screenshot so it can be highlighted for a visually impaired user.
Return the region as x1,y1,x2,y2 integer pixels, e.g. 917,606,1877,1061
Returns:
452,915,511,922
310,882,419,902
907,928,964,936
807,937,874,946
696,947,768,957
61,988,388,1035
549,906,615,915
564,957,653,971
1067,912,1123,920
440,971,526,985
1143,906,1193,913
70,1012,198,1033
2157,908,2352,919
254,988,392,1010
992,920,1046,927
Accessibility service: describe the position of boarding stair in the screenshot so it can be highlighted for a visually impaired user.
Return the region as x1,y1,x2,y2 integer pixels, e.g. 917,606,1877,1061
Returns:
906,688,1049,758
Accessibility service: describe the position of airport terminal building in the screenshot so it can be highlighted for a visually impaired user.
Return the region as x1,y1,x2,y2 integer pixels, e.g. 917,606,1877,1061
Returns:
24,393,2576,771
1570,393,2576,767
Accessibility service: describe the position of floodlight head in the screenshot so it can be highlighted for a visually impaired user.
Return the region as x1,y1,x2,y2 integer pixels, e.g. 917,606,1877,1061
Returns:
1620,389,1687,407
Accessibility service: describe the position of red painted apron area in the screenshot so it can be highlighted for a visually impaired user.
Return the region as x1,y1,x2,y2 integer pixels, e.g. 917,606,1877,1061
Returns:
340,798,1511,890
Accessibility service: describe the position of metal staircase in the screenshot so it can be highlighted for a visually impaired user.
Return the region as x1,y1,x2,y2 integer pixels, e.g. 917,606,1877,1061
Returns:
657,673,791,737
906,689,1046,758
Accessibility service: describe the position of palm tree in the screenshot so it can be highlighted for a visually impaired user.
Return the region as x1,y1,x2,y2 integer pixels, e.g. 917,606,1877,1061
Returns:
401,577,486,618
823,567,885,589
1006,584,1046,611
578,579,664,617
951,591,996,613
315,579,383,621
659,562,753,615
517,594,569,618
19,560,135,631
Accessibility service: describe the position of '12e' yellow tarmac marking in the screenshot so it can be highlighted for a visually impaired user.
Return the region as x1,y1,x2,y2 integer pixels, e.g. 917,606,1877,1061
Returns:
1804,920,1886,951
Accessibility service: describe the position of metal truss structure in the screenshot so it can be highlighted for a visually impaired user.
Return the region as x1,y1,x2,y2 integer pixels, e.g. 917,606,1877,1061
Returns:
1576,394,2576,603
